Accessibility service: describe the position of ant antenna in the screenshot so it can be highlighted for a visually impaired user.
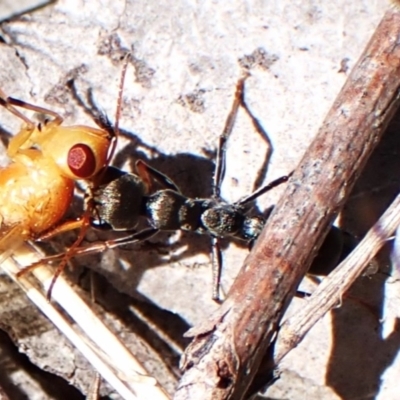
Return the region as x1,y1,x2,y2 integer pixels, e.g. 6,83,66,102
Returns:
106,51,131,166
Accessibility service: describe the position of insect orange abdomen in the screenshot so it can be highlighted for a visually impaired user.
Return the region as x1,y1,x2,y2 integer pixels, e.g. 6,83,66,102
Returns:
0,150,74,236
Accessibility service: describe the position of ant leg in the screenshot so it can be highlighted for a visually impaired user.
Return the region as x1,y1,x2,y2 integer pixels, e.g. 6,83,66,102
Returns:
6,97,63,125
18,227,159,272
236,173,292,206
0,93,64,157
15,211,92,295
211,236,224,302
238,86,274,191
136,159,180,192
67,227,159,257
213,75,248,199
20,225,159,300
36,219,85,241
208,76,248,302
0,93,37,157
0,226,25,264
0,93,35,128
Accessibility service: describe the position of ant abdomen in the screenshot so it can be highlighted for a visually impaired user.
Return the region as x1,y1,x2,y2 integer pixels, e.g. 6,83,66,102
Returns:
145,190,185,230
91,168,146,231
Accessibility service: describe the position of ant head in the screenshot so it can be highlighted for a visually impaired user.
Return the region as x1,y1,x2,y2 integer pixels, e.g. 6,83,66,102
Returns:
40,124,112,180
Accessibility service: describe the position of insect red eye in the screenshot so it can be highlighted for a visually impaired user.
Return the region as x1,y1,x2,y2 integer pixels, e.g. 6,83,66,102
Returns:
68,144,96,178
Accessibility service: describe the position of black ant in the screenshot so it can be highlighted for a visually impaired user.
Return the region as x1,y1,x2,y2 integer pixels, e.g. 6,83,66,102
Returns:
31,75,290,302
23,74,355,302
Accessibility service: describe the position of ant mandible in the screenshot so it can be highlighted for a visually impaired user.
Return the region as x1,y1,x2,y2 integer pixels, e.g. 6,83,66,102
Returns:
33,74,291,302
0,55,130,298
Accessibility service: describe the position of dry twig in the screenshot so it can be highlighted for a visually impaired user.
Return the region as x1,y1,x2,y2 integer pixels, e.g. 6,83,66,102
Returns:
275,192,400,363
1,243,170,400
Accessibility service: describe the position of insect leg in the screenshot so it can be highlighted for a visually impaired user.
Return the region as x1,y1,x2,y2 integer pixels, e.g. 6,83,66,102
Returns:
0,91,35,128
237,85,274,191
18,227,159,272
0,226,25,264
0,92,38,157
36,219,86,241
6,97,63,126
236,173,292,206
209,75,250,302
211,236,224,302
45,227,158,299
136,159,180,192
213,75,248,199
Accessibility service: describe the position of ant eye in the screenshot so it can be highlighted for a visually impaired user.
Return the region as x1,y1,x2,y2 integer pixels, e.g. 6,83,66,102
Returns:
68,143,96,178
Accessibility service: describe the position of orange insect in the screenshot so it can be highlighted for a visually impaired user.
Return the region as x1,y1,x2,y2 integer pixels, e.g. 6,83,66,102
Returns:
0,56,129,297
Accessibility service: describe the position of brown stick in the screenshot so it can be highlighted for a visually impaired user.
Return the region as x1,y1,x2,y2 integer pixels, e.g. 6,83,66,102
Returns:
174,5,400,400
